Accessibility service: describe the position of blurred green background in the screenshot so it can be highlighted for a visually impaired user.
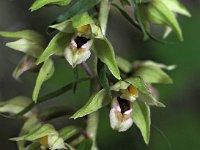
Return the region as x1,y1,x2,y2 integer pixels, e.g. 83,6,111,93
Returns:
0,0,200,150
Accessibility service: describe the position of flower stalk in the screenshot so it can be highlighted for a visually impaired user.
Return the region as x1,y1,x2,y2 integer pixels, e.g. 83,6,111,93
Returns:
86,0,110,149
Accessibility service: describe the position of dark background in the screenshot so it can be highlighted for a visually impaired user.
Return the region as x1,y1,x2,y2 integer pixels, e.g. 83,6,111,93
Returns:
0,0,200,149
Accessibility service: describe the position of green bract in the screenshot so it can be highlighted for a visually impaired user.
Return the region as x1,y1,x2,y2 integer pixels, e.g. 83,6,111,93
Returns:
6,39,43,58
49,12,94,33
71,89,110,119
93,38,121,80
33,59,55,102
30,0,71,11
36,32,73,65
71,12,94,29
132,101,151,144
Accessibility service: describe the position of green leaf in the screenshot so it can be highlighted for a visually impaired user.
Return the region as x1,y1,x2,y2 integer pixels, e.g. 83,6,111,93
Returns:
30,0,71,11
49,20,74,33
33,59,55,102
116,56,132,73
6,39,43,58
36,32,73,65
59,126,79,141
77,139,93,150
0,30,45,46
132,101,151,144
135,66,173,84
97,59,111,98
55,0,101,23
93,38,121,80
71,12,93,29
140,0,183,41
71,89,110,119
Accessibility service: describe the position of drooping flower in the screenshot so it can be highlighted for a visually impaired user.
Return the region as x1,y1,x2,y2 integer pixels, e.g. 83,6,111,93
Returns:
110,97,133,132
11,124,67,150
109,82,139,132
64,25,93,68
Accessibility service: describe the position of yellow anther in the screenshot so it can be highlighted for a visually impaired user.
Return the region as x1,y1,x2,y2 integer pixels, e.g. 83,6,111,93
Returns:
40,136,49,147
76,25,90,33
127,85,138,96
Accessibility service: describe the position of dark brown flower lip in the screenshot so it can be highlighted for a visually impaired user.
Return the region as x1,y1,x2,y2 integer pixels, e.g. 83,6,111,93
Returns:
74,36,90,48
117,97,131,114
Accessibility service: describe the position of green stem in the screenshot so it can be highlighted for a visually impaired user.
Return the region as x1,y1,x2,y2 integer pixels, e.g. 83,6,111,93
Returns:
86,0,110,150
14,78,88,118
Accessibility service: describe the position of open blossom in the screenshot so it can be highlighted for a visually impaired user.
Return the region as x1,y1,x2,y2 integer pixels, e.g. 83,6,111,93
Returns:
110,97,133,132
64,25,93,68
64,36,92,68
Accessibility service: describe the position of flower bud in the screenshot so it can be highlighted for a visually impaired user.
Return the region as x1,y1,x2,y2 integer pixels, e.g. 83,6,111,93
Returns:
138,0,185,40
109,97,133,132
12,55,36,81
